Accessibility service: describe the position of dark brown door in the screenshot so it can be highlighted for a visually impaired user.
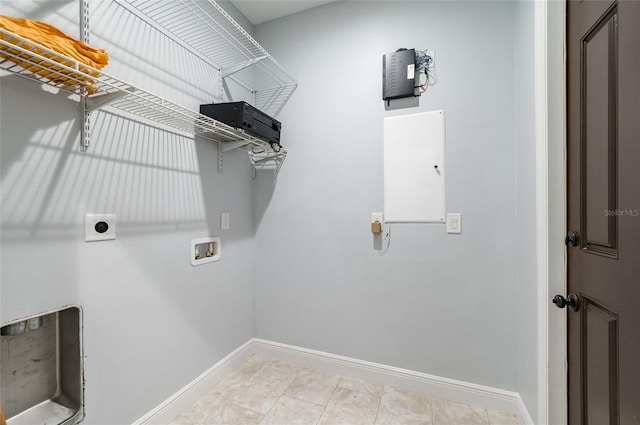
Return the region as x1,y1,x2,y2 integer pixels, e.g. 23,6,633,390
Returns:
566,1,640,424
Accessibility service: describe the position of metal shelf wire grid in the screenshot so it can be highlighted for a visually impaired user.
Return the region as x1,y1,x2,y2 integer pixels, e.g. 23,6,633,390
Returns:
113,0,298,117
0,26,286,166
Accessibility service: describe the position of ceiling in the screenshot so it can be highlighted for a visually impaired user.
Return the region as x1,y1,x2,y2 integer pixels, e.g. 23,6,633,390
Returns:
230,0,337,25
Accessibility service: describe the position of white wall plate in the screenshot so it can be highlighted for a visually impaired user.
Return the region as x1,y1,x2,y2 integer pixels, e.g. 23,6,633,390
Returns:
85,214,116,242
446,213,462,234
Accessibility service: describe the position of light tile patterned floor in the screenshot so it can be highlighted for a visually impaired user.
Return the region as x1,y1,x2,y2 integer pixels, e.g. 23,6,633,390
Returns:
170,355,520,425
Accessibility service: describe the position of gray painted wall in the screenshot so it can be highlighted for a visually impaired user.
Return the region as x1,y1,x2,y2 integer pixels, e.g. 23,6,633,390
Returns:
0,0,542,422
0,1,255,423
253,0,532,392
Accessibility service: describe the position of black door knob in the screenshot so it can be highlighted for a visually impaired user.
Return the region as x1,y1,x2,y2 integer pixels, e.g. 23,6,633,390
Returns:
565,230,578,246
552,293,580,311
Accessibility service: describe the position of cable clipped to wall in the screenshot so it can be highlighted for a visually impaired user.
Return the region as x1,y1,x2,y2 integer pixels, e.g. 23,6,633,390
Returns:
414,49,436,94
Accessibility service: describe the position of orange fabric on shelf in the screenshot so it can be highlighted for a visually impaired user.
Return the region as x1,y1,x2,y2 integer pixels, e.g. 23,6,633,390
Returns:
0,15,109,93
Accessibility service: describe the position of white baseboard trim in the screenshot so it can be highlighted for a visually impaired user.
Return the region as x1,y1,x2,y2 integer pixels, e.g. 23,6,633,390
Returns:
252,339,533,424
516,394,535,425
133,338,533,425
132,340,254,425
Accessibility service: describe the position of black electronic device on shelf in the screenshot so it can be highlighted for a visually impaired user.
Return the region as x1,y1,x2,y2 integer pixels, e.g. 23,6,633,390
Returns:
200,101,282,149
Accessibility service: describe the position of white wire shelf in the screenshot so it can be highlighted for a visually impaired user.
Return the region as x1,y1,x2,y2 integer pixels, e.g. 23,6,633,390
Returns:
112,0,298,118
0,26,286,169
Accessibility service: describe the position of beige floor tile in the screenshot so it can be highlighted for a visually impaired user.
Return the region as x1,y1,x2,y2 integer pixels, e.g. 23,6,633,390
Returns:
173,391,227,424
432,397,489,425
284,368,341,405
260,394,325,425
205,368,257,401
170,356,522,425
259,360,303,380
172,357,280,423
198,355,277,404
226,361,302,414
169,413,201,425
317,387,380,425
375,386,432,425
174,389,229,424
245,354,278,373
486,409,519,425
338,376,384,398
200,402,264,425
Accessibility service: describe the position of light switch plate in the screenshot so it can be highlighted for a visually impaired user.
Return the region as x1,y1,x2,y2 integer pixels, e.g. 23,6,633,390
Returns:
85,214,116,241
221,212,230,230
446,213,462,234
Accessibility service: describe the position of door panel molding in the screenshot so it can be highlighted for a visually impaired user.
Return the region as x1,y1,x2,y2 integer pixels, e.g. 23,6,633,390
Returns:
580,295,619,425
579,3,619,259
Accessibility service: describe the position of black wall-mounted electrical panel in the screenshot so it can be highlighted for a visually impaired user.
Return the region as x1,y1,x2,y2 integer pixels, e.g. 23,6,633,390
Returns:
200,101,281,146
382,48,416,101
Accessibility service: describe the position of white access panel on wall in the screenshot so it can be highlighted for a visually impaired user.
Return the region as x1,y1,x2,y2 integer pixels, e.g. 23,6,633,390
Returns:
384,110,445,223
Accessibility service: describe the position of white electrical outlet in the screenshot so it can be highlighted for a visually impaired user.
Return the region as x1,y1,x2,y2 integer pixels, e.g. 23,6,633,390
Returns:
85,214,116,242
371,212,384,225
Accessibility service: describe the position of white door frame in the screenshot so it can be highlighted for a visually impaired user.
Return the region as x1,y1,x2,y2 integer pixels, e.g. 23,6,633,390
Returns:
535,1,567,424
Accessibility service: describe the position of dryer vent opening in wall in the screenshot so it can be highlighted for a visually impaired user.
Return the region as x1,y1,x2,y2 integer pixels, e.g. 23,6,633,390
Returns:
1,306,84,425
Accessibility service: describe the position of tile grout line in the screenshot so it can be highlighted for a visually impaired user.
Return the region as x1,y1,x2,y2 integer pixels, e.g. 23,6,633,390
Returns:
482,407,490,425
287,394,328,408
257,362,304,424
196,356,270,424
372,385,385,425
430,395,434,425
232,357,272,423
314,374,342,425
336,376,384,400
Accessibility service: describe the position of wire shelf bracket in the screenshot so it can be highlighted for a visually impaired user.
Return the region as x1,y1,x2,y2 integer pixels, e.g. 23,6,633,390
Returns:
80,0,91,151
85,90,132,112
218,142,224,173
